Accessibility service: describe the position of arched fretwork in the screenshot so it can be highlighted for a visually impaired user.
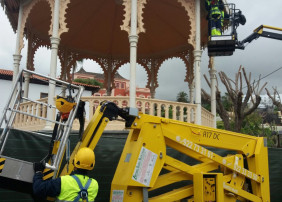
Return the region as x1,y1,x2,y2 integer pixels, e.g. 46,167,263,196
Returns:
178,48,195,103
26,31,50,71
138,58,163,99
94,57,127,96
19,0,53,52
58,47,80,82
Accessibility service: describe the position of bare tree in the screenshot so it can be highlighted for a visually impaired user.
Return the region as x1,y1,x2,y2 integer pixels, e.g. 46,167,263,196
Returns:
202,66,267,132
265,87,282,111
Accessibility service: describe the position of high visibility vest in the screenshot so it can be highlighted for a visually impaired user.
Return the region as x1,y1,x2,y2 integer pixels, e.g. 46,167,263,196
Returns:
210,5,221,17
221,10,225,26
206,0,222,18
57,174,98,202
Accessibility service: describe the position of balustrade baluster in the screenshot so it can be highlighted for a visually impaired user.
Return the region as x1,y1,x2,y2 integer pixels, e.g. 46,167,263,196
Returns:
179,106,184,121
14,96,214,130
141,101,145,114
165,104,169,118
157,103,161,117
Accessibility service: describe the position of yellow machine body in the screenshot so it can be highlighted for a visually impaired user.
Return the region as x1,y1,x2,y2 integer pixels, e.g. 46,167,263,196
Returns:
58,102,270,202
56,97,76,114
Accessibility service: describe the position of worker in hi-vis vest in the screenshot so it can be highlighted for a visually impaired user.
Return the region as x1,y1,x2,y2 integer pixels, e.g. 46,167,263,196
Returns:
205,0,224,36
33,147,98,202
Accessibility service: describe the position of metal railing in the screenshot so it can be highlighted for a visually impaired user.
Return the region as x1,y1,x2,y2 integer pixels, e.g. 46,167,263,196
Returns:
0,69,84,171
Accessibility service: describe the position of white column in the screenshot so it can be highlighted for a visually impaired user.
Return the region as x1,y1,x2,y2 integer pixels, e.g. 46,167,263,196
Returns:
194,0,203,125
107,66,112,96
61,70,67,97
12,3,23,102
129,0,138,109
45,0,61,129
23,71,30,98
150,62,156,99
13,4,23,83
209,58,217,128
189,83,194,104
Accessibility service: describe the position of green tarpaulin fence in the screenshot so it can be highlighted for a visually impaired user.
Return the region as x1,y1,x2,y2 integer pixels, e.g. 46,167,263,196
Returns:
0,129,281,201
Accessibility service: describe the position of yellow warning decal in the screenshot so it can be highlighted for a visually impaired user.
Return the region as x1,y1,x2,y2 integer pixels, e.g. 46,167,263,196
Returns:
0,157,6,173
43,168,54,180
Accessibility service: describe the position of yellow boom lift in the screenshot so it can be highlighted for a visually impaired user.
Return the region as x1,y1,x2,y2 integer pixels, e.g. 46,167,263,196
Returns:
0,71,270,202
59,101,270,202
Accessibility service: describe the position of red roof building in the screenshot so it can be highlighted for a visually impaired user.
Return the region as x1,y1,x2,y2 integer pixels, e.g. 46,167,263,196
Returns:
74,67,151,98
0,68,100,93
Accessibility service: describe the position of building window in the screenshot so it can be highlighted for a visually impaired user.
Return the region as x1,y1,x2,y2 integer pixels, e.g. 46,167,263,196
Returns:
103,94,107,96
40,92,48,98
116,82,120,89
121,83,125,89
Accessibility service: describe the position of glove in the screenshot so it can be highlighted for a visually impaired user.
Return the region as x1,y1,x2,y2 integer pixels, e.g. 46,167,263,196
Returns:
33,161,45,173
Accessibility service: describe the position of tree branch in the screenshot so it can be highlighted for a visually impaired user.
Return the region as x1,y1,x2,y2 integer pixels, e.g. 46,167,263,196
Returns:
244,95,261,117
266,88,282,111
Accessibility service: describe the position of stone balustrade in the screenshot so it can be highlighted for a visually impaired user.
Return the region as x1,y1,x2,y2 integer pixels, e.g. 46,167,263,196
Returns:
14,98,50,131
13,96,215,131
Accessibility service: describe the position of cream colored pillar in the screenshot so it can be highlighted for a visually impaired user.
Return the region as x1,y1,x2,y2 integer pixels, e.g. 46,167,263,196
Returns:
189,83,194,104
194,0,203,125
45,0,61,129
11,3,23,103
209,57,217,128
129,0,138,111
23,71,31,99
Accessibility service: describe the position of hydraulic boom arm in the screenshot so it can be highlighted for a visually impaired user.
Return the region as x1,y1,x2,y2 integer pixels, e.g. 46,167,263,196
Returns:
237,25,282,49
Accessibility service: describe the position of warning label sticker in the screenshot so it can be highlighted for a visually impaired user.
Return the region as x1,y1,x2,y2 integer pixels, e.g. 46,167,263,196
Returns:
111,190,124,202
132,147,158,186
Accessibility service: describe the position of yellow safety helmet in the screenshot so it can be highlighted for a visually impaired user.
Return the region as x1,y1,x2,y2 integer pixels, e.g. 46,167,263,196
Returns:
74,147,95,170
56,96,76,114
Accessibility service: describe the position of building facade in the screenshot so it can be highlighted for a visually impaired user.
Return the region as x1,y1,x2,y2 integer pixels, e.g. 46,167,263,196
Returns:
74,67,151,98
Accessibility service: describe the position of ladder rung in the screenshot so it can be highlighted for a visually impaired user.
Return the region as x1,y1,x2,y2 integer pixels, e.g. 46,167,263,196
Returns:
21,97,56,109
9,109,68,126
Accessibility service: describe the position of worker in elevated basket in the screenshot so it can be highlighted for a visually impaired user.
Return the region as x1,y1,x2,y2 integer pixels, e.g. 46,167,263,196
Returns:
205,0,224,36
33,147,98,202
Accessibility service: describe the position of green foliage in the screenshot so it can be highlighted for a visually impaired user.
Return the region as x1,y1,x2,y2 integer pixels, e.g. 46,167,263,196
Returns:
201,97,211,111
176,91,189,103
222,94,232,111
216,121,225,130
169,106,173,119
217,112,276,147
240,112,275,147
240,112,263,136
160,105,173,119
74,78,103,88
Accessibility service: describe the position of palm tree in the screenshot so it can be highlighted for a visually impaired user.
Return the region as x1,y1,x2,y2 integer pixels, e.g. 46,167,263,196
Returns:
176,91,189,103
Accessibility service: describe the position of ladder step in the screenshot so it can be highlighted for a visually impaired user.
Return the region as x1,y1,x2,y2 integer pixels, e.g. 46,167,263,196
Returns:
0,156,34,183
9,109,68,126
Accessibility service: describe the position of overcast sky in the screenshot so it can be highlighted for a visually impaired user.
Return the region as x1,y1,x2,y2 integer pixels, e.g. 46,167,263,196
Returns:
0,0,282,101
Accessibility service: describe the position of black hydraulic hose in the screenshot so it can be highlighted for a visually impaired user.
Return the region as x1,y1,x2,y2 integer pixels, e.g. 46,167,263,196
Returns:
45,113,61,161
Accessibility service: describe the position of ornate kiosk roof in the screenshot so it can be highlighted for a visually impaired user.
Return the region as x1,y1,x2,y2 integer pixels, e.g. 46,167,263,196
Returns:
1,0,211,96
2,0,209,59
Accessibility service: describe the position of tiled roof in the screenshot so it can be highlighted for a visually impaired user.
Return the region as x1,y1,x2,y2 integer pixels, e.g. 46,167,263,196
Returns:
76,67,128,80
72,81,100,88
0,69,100,90
0,69,13,76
